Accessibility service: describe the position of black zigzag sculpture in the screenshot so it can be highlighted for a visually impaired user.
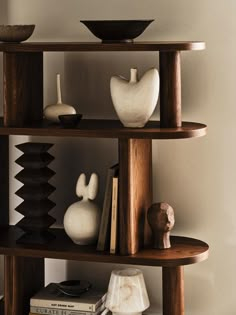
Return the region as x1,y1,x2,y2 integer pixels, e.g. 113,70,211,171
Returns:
15,142,56,244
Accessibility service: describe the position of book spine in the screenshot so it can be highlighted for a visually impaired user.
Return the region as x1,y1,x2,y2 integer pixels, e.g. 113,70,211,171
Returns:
110,176,118,254
30,302,105,315
30,306,102,315
97,164,118,251
30,299,99,312
96,170,113,251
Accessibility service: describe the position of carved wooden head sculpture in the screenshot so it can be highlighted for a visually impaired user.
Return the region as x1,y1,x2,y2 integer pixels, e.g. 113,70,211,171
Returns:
147,202,175,249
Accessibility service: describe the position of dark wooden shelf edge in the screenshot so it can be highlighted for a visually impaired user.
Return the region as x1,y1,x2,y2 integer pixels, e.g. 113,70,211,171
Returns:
0,226,209,267
0,118,207,139
0,41,206,52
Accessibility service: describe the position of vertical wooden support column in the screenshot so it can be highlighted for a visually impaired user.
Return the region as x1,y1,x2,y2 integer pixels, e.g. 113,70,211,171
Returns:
3,52,43,127
4,255,44,315
0,135,9,226
163,266,184,315
119,138,152,255
159,51,182,128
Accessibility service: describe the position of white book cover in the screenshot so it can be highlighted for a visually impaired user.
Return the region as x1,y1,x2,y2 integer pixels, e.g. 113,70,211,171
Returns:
30,301,105,315
30,283,106,312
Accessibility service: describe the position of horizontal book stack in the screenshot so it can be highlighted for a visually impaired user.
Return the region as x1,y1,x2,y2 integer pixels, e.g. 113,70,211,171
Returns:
29,283,107,315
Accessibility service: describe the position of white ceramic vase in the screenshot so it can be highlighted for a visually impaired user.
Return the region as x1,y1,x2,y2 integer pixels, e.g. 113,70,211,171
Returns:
44,73,76,122
110,68,159,128
63,173,101,245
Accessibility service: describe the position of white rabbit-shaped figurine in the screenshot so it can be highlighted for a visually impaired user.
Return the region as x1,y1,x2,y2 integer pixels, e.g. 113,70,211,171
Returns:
64,173,101,245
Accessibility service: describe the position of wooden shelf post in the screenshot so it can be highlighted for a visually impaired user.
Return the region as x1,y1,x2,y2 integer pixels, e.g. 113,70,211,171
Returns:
118,138,152,255
3,52,43,127
4,256,44,315
159,51,182,128
163,266,185,315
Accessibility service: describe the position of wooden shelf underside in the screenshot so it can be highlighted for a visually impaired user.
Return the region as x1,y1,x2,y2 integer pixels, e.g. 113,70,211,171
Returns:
0,41,205,52
0,119,207,139
0,226,209,267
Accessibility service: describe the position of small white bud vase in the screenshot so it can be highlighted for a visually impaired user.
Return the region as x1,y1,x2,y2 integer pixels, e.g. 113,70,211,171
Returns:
110,68,159,128
63,173,101,245
44,74,76,122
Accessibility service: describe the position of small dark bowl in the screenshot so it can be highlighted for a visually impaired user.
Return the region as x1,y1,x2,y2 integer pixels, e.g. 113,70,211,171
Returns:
55,280,92,297
0,25,35,42
80,19,154,43
59,114,83,128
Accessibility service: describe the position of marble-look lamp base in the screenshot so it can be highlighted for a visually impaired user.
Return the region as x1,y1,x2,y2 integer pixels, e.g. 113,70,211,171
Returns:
105,268,150,315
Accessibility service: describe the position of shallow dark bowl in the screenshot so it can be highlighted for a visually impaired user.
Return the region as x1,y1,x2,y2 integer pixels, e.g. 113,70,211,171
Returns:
0,25,35,42
58,114,83,128
55,280,92,296
80,19,154,43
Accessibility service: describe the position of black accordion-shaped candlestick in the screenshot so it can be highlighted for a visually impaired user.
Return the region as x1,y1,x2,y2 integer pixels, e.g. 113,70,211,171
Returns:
15,142,56,244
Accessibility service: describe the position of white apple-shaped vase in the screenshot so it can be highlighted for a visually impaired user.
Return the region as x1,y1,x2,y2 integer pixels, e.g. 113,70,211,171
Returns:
44,73,76,122
110,68,159,128
63,173,101,245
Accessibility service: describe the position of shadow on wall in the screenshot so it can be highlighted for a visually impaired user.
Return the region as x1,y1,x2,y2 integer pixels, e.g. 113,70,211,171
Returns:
0,0,8,23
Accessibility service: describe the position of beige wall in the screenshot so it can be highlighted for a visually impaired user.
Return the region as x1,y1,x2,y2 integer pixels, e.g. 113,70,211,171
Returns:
2,0,236,314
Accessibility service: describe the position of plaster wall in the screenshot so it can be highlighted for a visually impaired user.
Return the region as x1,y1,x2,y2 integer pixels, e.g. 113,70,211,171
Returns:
2,0,236,314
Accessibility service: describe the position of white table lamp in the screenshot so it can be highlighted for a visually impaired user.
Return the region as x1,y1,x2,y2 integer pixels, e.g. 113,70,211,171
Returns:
105,268,150,315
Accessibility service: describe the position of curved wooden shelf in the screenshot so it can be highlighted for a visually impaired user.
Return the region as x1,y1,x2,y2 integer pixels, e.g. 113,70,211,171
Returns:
0,226,209,267
0,41,205,53
0,119,207,139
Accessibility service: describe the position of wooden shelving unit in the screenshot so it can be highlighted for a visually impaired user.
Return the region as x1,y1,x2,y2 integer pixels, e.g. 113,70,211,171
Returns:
0,41,205,52
0,226,208,267
0,41,208,315
0,118,206,139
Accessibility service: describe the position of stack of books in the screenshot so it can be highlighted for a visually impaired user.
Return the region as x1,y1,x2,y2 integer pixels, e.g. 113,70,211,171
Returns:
29,283,107,315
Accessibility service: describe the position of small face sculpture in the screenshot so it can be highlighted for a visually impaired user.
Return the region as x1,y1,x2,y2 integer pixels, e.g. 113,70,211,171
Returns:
156,206,175,232
148,202,175,233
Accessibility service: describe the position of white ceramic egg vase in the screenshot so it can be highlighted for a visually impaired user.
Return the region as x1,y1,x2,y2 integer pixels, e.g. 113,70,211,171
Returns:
44,73,77,122
110,67,159,128
63,173,101,245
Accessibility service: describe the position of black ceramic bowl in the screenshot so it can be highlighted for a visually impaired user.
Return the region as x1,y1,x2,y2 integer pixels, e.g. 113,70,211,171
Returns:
80,19,154,43
58,114,83,128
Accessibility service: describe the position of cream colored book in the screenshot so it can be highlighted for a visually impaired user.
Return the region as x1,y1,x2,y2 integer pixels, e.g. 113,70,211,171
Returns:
30,283,106,312
110,176,118,254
